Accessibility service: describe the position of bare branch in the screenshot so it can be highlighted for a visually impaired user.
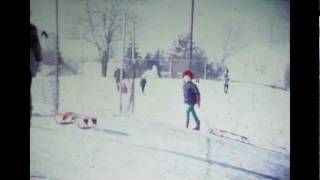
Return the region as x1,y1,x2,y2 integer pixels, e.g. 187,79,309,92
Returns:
86,0,100,49
82,33,101,51
103,13,108,41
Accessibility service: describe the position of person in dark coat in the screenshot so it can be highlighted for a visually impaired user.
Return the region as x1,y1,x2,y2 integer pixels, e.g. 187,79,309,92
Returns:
182,70,201,130
30,23,42,77
30,23,43,119
140,77,147,94
113,68,121,91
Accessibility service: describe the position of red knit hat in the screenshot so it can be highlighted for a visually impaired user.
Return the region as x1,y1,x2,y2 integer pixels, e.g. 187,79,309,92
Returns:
182,70,193,79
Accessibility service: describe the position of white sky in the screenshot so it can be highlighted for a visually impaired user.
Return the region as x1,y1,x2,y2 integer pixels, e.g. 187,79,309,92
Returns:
30,0,289,70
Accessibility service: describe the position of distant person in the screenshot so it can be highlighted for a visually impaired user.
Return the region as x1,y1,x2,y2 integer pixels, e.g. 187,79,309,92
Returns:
182,70,201,130
30,23,43,118
113,68,121,91
224,68,230,94
140,77,147,94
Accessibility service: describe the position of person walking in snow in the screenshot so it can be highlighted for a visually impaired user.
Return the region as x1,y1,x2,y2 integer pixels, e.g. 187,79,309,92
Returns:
30,23,43,78
182,70,201,130
113,68,121,91
140,77,147,94
224,68,230,94
30,22,43,118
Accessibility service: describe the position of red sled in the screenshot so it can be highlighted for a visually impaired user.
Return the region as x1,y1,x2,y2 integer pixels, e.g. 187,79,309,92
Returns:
76,116,97,129
58,112,97,129
57,112,77,124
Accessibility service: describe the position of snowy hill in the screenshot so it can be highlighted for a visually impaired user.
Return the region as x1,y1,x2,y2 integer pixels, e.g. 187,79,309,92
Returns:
30,0,290,178
31,113,289,180
31,71,289,179
32,70,290,152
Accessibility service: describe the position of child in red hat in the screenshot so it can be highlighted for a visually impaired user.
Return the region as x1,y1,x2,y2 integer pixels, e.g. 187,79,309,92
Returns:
182,70,201,130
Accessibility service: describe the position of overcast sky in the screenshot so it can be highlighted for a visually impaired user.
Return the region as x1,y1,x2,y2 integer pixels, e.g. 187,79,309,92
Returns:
30,0,289,68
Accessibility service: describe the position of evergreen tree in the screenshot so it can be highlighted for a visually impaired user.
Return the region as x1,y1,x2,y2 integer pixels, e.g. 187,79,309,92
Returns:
142,52,153,71
142,50,165,78
169,34,208,78
152,49,165,77
124,42,142,78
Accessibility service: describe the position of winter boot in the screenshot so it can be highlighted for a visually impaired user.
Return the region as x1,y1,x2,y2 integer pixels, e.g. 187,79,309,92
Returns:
193,121,200,130
192,126,200,130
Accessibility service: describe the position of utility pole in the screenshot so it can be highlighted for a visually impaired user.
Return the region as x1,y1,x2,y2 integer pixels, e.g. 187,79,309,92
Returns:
55,0,61,115
189,0,195,70
119,13,127,114
131,21,136,113
127,21,136,114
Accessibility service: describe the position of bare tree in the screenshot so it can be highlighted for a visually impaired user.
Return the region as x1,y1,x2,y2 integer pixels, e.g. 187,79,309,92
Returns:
69,0,144,77
77,0,123,77
213,23,247,67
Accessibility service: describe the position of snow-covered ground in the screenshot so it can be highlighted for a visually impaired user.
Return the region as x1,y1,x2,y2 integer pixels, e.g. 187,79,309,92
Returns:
31,71,290,180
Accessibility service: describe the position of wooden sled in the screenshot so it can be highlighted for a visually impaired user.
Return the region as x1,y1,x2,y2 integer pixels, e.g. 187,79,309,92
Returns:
209,127,250,145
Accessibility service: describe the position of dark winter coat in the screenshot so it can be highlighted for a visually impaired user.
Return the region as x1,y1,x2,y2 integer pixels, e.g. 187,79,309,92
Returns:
140,78,146,87
183,81,200,105
114,69,121,83
30,24,42,77
30,24,42,63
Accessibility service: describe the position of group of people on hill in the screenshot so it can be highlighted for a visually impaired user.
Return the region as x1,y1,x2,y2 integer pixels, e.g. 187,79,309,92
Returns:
30,21,229,132
113,68,147,95
112,67,230,131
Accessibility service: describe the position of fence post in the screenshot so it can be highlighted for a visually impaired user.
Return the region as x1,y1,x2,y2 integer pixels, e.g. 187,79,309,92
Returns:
169,59,172,79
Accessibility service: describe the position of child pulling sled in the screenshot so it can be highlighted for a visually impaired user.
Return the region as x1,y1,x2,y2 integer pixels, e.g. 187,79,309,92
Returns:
182,70,201,130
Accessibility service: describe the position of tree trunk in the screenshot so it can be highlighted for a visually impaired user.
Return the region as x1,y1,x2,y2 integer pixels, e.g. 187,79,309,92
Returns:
204,62,207,79
101,48,110,77
101,59,107,77
105,47,110,77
